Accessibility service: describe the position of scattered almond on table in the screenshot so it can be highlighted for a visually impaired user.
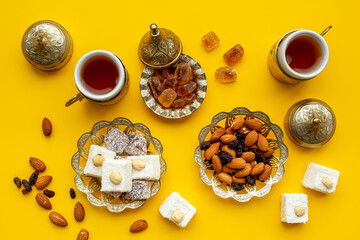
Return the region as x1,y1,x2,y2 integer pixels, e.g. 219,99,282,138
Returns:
42,117,52,136
49,211,68,227
35,175,52,190
35,193,52,210
74,201,85,222
130,219,148,233
77,229,89,240
29,157,46,172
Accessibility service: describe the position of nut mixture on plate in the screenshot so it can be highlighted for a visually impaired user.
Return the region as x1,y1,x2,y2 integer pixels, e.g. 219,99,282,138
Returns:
200,116,275,191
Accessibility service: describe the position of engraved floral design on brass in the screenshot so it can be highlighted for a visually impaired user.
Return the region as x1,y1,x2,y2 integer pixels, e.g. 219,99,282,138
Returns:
138,24,182,68
24,23,66,65
293,103,334,144
22,20,73,71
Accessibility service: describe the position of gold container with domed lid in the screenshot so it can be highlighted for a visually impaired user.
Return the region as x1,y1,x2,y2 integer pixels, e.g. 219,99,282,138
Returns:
138,24,183,69
22,20,73,71
138,24,207,119
284,99,336,148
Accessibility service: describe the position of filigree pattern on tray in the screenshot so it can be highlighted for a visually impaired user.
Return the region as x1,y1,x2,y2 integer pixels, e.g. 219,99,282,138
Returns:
71,117,167,212
194,107,288,202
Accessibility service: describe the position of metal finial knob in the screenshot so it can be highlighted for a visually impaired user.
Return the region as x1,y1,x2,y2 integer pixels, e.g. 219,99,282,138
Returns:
150,24,160,37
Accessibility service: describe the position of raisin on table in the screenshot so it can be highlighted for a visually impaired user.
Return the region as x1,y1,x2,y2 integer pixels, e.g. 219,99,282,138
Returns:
13,177,21,188
43,189,55,198
70,188,76,199
28,171,39,186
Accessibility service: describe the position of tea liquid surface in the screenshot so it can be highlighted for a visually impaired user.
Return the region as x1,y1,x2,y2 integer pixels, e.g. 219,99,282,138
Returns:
81,56,119,95
285,36,321,73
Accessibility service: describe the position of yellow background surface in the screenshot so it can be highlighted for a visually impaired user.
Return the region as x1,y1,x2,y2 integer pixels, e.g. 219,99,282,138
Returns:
1,0,359,239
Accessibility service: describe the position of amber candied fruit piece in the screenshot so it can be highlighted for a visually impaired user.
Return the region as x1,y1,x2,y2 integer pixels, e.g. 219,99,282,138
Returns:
149,76,164,99
158,88,177,108
223,44,244,66
215,67,237,83
172,98,186,108
184,93,196,104
177,81,196,96
175,62,193,84
155,69,170,81
163,74,177,88
201,31,220,51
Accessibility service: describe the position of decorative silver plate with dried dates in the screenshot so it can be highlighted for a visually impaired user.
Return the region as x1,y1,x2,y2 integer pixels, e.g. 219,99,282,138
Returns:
194,107,288,202
140,54,207,119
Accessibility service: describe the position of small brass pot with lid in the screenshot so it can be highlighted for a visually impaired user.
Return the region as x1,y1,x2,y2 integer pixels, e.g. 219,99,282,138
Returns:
22,20,73,71
138,24,183,69
284,99,336,148
138,24,207,119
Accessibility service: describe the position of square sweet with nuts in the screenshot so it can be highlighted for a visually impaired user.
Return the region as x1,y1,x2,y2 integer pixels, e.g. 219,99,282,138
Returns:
128,155,161,181
302,163,340,194
126,180,151,200
84,145,116,178
281,193,308,224
101,160,132,192
159,192,196,228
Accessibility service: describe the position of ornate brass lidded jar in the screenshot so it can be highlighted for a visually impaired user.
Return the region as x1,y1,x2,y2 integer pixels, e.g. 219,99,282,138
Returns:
138,24,182,69
22,20,73,71
284,99,336,148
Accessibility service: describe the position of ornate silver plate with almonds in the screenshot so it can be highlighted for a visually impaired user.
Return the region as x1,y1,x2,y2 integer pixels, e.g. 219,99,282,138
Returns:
71,117,166,212
194,107,288,202
140,54,207,119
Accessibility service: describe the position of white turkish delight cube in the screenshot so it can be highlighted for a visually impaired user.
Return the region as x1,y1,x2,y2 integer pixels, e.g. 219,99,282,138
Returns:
281,193,308,224
83,145,116,178
159,192,196,228
128,155,161,180
302,163,340,194
101,160,132,192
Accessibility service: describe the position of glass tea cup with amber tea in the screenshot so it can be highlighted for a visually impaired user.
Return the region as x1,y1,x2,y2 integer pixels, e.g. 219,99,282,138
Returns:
268,27,331,84
66,50,129,106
